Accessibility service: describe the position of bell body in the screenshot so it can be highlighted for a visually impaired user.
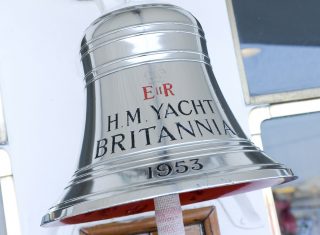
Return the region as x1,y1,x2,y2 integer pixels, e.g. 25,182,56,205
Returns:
41,3,295,226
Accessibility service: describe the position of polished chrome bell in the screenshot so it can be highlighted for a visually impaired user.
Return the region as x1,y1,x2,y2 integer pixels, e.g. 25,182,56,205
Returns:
41,3,296,226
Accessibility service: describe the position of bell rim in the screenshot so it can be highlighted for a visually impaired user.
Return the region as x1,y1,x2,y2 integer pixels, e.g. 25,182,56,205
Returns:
41,165,296,227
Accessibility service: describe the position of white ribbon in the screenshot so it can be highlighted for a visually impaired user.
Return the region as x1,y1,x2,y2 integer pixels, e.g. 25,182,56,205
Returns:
154,194,186,235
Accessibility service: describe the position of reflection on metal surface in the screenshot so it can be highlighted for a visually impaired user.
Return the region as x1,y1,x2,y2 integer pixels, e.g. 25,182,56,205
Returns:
41,3,295,226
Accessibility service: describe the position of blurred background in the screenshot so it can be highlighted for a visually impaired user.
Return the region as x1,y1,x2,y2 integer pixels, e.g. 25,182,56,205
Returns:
0,0,319,235
232,0,320,234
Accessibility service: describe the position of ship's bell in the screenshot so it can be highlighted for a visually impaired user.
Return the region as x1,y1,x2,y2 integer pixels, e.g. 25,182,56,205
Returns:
41,3,296,226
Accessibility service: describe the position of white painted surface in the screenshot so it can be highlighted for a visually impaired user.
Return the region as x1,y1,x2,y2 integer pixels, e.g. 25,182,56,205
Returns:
0,1,272,234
